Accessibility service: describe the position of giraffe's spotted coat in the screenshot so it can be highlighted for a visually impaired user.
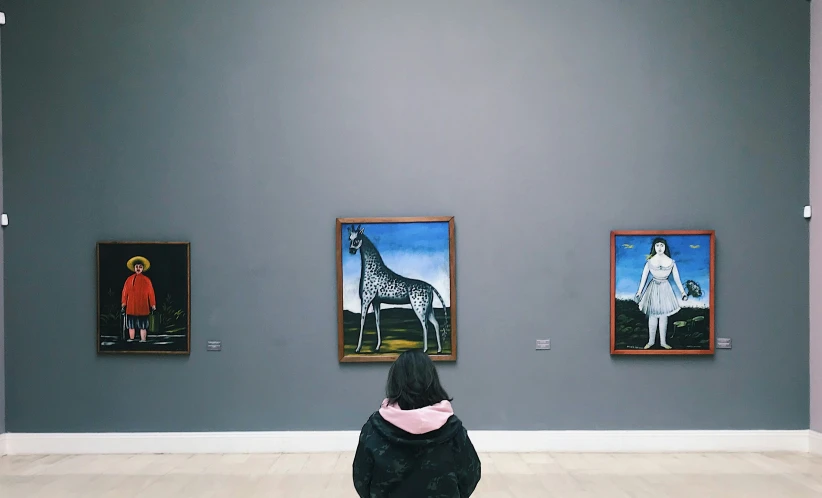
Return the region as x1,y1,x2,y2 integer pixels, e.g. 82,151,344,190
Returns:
347,225,449,354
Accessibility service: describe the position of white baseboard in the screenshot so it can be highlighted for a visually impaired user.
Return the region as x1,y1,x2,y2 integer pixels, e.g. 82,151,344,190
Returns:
1,430,811,455
4,431,361,455
467,430,810,453
810,431,822,455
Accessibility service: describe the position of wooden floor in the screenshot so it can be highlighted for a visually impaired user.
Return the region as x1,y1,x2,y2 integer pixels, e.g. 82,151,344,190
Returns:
1,451,822,496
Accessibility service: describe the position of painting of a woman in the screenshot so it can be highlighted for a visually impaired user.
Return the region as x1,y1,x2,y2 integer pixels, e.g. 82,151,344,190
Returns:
634,237,687,349
610,230,715,355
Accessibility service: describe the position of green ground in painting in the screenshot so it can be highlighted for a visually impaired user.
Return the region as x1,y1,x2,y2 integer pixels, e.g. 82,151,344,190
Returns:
343,307,452,356
614,299,710,351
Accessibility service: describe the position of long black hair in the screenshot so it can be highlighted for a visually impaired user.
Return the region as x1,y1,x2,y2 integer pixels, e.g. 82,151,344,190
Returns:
385,350,453,410
648,237,671,258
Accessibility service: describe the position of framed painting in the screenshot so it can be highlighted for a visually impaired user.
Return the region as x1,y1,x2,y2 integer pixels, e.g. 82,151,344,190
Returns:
337,217,456,363
610,230,715,355
97,241,191,355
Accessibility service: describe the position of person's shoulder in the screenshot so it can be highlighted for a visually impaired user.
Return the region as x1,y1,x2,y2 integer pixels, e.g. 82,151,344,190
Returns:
360,410,379,427
444,412,465,426
359,411,382,434
444,415,475,446
441,413,469,437
356,412,376,442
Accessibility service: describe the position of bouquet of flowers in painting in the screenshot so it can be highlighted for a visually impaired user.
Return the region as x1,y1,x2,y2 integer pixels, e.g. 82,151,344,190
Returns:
337,217,456,363
610,230,715,355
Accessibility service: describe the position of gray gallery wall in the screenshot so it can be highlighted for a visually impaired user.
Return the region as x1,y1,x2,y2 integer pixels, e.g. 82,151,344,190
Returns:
1,0,810,433
0,26,4,434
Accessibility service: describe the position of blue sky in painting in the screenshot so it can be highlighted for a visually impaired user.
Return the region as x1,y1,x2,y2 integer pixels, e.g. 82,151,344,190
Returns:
342,221,451,312
614,233,711,308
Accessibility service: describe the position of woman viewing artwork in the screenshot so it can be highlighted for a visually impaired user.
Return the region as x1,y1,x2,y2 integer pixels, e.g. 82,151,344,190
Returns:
610,230,715,355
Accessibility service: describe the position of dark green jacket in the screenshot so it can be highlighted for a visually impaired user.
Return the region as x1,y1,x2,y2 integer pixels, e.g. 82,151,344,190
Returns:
352,411,481,497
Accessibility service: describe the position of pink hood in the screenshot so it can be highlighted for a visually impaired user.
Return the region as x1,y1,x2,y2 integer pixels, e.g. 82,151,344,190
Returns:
378,398,455,435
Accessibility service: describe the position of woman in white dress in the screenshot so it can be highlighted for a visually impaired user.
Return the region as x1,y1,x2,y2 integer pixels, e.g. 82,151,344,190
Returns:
634,237,688,349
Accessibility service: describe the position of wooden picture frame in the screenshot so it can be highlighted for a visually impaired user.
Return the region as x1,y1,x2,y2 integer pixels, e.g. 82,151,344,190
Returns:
97,241,191,355
610,230,715,355
337,217,456,363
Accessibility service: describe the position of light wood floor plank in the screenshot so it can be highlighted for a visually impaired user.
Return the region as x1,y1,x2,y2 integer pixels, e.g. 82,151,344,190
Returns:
1,451,820,496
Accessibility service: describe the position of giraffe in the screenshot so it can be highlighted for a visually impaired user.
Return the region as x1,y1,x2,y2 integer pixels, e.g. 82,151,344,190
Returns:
347,224,449,354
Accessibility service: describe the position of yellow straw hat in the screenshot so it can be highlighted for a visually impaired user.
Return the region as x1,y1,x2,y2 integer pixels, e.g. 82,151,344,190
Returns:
126,256,151,272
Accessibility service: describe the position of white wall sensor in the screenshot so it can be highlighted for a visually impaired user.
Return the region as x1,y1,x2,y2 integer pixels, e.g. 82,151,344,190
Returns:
804,205,812,219
0,214,7,227
0,13,6,25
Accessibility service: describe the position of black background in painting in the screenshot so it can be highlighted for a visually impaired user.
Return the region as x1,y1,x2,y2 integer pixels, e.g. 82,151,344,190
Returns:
97,243,189,353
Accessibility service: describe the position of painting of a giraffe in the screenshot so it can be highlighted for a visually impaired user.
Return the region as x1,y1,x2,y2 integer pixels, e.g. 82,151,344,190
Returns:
336,217,457,362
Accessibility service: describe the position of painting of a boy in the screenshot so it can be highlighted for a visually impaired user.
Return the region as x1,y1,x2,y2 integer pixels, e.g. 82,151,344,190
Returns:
97,242,190,355
121,256,156,343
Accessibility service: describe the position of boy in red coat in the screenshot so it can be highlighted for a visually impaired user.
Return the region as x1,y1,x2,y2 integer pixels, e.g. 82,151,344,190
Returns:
121,256,157,343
